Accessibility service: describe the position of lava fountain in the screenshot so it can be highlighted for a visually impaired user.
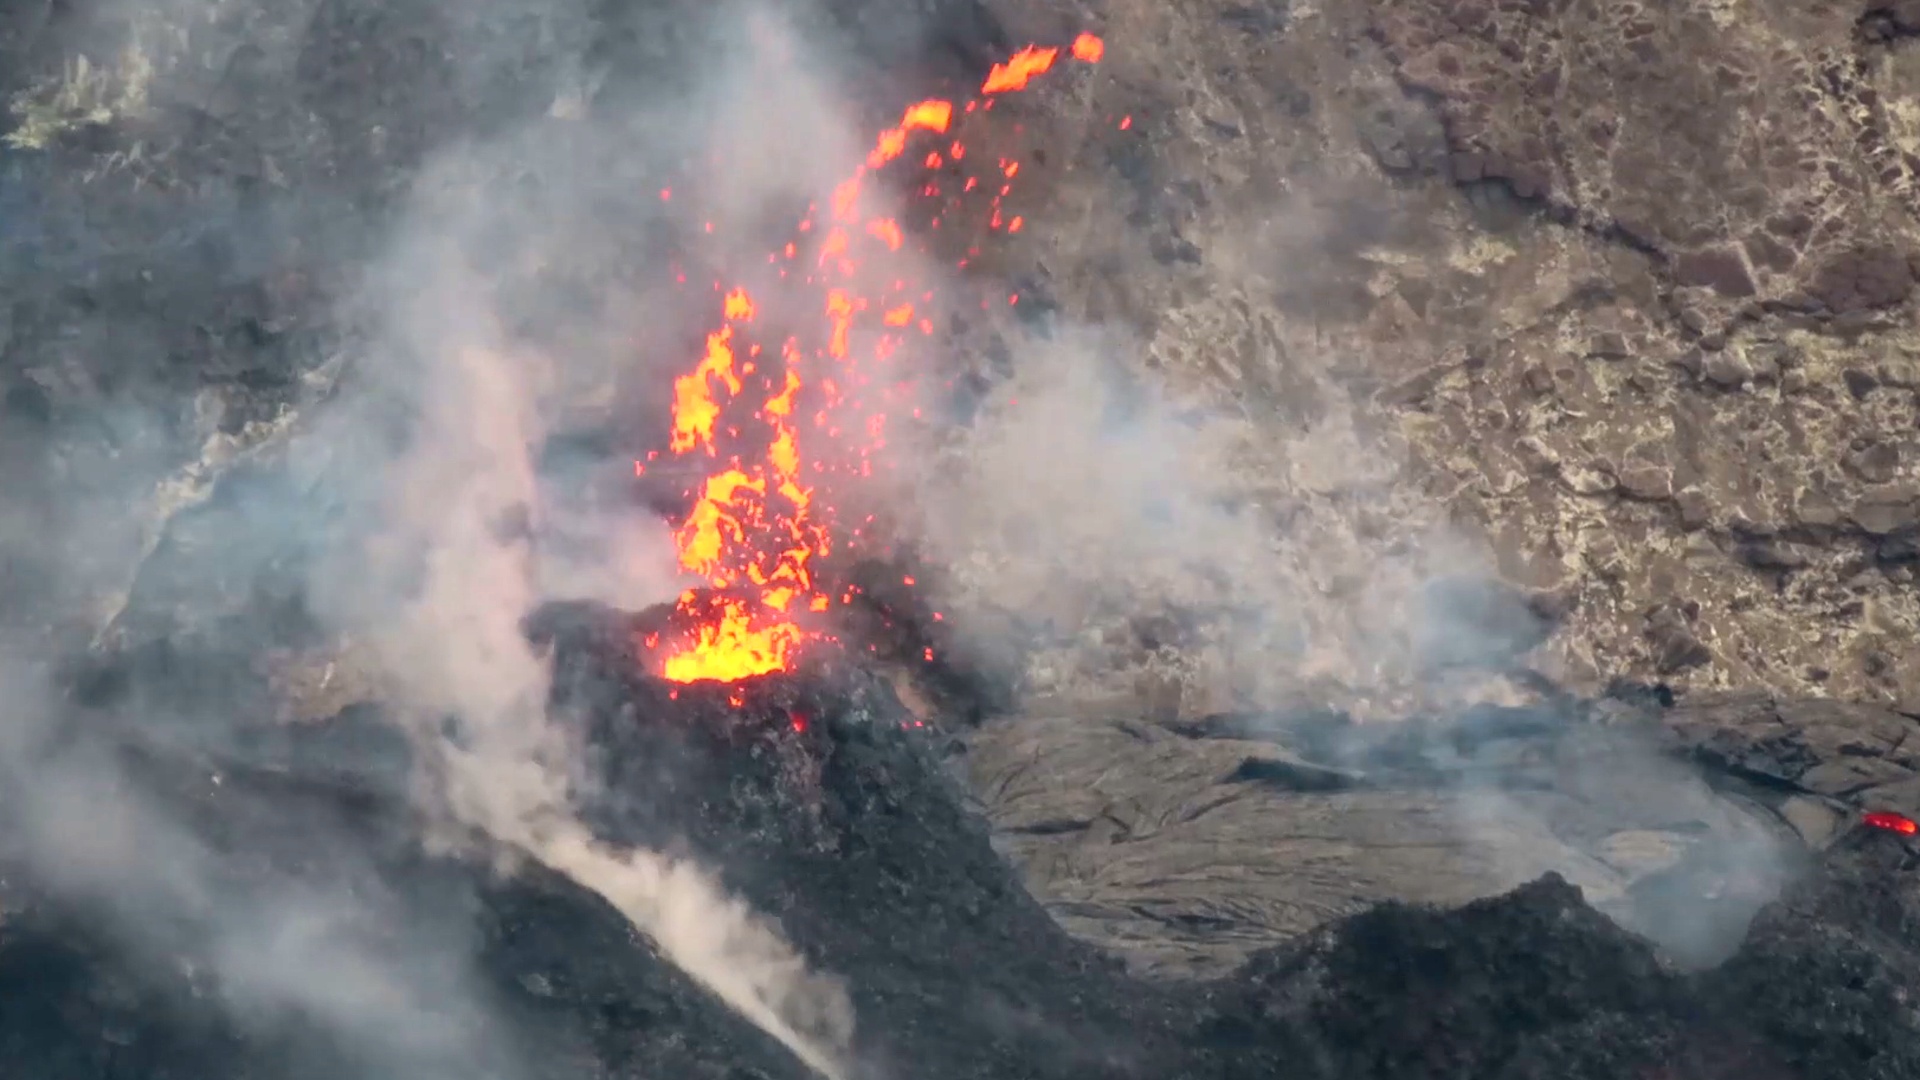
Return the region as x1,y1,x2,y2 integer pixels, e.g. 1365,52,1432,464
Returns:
636,35,1107,684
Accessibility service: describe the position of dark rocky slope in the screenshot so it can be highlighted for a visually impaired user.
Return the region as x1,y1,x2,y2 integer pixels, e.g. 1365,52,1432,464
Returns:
4,1,1920,1078
4,610,1917,1080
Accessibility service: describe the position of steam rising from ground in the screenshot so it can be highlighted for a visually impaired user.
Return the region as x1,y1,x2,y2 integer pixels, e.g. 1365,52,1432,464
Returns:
0,11,533,1075
315,178,856,1076
296,17,879,1078
912,329,1511,718
889,187,1795,966
0,656,522,1080
3,1,871,1075
0,0,1804,1069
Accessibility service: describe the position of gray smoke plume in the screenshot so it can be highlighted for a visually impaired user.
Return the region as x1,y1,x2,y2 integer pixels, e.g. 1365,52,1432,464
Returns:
292,9,899,1076
2,0,882,1074
907,325,1496,718
0,11,529,1073
310,184,857,1076
0,648,522,1080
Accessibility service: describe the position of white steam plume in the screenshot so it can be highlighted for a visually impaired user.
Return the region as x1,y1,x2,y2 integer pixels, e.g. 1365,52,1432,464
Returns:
0,645,518,1078
0,6,526,1057
307,64,863,1076
908,327,1489,718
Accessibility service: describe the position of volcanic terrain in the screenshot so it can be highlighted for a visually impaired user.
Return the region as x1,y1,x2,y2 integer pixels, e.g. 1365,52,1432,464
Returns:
2,1,1920,1079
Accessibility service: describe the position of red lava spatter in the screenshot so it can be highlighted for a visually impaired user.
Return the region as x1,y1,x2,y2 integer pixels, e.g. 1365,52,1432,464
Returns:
1863,810,1919,836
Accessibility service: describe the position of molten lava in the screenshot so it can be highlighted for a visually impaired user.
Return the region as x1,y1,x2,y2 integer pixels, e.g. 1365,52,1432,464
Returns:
639,35,1107,683
1863,810,1919,836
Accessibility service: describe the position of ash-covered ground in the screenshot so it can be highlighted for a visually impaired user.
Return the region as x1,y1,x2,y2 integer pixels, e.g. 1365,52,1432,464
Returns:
4,0,1920,1079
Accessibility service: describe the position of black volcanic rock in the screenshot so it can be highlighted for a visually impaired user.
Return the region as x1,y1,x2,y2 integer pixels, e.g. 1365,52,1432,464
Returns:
12,609,1920,1080
1197,829,1920,1080
1702,830,1920,1080
0,725,818,1080
531,599,1191,1079
1197,874,1700,1080
5,0,1920,1077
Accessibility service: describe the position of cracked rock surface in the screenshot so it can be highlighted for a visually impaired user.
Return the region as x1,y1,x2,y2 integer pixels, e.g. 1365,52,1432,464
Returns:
959,0,1920,708
14,0,1920,711
959,695,1804,978
6,1,1920,1074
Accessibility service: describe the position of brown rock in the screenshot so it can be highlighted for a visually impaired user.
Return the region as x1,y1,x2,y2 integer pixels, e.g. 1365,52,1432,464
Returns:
1793,486,1843,528
1880,527,1920,563
1807,246,1914,313
1515,435,1561,474
1618,463,1674,501
1742,231,1796,273
1843,441,1900,484
1646,606,1712,673
1672,247,1758,298
1766,212,1814,243
1863,4,1920,38
1702,352,1752,387
1734,540,1807,570
1797,756,1914,798
1862,776,1920,817
1779,699,1914,754
1665,695,1920,794
1588,331,1631,359
1744,342,1791,380
1674,487,1714,530
1014,0,1920,709
1851,498,1920,536
1777,795,1841,849
1560,463,1618,496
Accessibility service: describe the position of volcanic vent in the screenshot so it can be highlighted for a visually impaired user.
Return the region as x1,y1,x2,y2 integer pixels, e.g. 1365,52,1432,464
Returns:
522,580,1196,1080
628,35,1106,687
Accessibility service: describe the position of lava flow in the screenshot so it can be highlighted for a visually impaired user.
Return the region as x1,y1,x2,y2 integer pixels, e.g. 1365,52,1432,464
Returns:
1863,810,1919,836
637,34,1107,684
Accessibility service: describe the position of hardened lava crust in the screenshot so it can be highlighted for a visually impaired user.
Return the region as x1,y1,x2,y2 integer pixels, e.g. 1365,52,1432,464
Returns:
8,618,1920,1080
5,1,1920,1079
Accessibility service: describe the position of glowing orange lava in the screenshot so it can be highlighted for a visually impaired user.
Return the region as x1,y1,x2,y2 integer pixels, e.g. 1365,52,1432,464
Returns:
641,36,1105,684
1864,810,1919,836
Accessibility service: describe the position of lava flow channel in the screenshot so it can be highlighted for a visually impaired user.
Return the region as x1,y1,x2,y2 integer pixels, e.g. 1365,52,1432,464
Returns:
638,34,1107,684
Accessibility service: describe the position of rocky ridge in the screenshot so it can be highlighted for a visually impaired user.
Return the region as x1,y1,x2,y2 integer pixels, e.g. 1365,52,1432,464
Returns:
953,0,1920,710
6,618,1920,1080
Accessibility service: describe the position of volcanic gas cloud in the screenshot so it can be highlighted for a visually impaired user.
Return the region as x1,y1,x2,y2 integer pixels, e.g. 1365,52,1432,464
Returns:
635,34,1107,684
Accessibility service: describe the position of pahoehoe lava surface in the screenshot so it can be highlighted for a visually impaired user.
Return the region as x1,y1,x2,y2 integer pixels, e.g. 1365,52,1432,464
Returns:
3,605,1917,1080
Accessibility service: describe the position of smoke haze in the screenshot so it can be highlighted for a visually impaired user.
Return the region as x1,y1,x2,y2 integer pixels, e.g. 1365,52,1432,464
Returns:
311,129,858,1076
1,1,889,1076
0,0,1812,1072
907,324,1504,718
